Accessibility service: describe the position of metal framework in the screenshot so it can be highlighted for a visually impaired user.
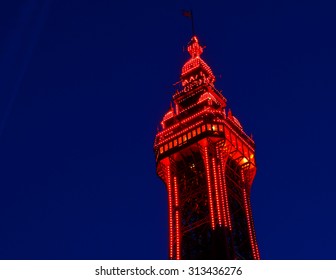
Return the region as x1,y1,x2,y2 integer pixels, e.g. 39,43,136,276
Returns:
154,36,260,260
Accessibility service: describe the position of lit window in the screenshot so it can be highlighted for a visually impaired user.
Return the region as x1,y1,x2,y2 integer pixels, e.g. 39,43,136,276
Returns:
178,137,182,144
173,139,177,147
202,125,206,132
187,132,191,139
183,135,187,142
169,142,173,149
192,130,196,137
160,147,164,154
164,144,168,151
207,124,212,131
219,125,223,132
197,127,201,134
212,124,218,131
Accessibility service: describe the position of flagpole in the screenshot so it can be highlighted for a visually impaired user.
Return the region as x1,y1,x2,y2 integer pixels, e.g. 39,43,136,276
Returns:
182,9,195,36
191,10,195,36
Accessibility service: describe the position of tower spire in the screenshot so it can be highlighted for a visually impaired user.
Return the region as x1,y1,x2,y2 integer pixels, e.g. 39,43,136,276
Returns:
187,36,203,58
154,34,260,260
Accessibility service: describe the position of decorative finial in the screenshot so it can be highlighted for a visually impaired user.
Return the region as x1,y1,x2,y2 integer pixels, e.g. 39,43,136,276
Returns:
187,36,203,58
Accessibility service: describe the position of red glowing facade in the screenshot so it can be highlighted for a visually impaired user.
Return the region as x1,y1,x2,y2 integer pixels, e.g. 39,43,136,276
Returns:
154,36,260,260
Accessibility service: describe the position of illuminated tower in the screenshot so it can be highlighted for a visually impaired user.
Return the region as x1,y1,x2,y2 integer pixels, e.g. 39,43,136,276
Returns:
154,36,260,260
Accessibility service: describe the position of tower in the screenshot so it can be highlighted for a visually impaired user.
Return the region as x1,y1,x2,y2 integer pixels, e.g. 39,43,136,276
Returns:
154,36,260,260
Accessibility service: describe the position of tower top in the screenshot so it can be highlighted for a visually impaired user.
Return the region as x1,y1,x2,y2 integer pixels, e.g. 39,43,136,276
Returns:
187,36,203,58
181,36,215,84
155,31,259,260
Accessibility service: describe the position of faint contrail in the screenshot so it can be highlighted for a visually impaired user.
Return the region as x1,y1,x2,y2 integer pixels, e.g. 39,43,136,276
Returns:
0,0,51,139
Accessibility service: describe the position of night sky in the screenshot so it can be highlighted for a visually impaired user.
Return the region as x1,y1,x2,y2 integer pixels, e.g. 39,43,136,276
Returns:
0,0,335,260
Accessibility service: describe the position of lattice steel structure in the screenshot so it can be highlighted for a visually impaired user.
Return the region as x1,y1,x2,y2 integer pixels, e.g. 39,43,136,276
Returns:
154,36,260,260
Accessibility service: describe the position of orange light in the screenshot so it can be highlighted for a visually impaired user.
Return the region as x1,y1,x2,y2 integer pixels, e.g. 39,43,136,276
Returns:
241,157,248,164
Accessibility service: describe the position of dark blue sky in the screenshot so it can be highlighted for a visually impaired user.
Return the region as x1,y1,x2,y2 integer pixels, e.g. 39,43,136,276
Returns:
0,0,335,260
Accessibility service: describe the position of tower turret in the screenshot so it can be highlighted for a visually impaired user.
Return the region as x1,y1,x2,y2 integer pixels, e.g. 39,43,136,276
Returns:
154,36,260,260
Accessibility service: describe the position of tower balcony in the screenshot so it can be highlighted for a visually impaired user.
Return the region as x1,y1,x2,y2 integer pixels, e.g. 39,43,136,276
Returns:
155,118,256,173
